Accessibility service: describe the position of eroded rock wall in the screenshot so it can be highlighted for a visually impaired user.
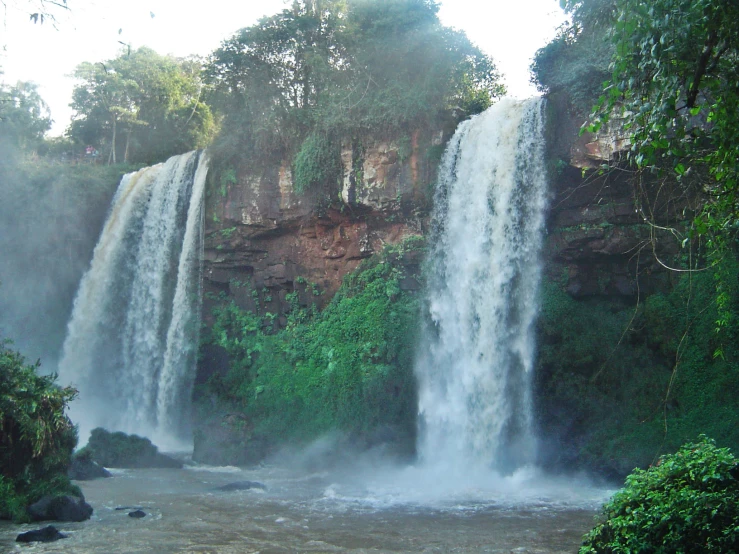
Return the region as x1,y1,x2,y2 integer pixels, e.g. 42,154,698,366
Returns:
203,131,440,326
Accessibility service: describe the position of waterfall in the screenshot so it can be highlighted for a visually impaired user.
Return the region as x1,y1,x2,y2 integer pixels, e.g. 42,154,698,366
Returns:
58,151,209,448
416,98,547,474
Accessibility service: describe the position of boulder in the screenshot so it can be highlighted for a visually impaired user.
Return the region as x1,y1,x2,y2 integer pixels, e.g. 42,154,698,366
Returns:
16,525,68,543
215,480,267,492
27,495,93,522
83,428,183,469
128,510,146,518
69,452,112,480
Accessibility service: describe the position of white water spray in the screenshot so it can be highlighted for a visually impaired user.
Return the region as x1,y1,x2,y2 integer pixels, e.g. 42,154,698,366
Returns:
58,151,209,448
416,98,548,474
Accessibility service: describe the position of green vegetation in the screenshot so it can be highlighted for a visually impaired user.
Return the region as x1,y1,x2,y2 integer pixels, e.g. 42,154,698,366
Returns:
534,1,739,485
581,436,739,553
78,428,182,469
293,132,344,194
69,46,215,165
530,4,613,115
0,341,79,522
195,238,424,463
0,80,52,151
535,0,739,257
536,256,739,477
206,0,504,195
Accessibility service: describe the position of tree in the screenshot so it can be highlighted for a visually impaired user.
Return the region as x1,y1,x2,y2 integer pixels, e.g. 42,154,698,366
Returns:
0,79,52,151
206,0,504,173
1,0,69,26
552,0,739,251
69,47,215,165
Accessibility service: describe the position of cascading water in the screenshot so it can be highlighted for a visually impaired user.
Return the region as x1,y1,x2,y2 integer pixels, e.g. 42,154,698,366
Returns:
416,97,548,474
58,151,209,448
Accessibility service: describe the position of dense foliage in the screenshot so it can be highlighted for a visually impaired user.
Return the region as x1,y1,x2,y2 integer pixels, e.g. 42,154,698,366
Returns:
69,47,215,164
0,80,52,151
530,1,613,114
206,0,504,192
536,255,739,477
535,0,739,255
195,238,424,463
0,341,79,522
581,437,739,553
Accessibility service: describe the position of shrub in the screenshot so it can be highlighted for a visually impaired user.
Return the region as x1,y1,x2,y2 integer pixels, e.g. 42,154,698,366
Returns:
293,133,343,195
581,436,739,553
0,341,79,522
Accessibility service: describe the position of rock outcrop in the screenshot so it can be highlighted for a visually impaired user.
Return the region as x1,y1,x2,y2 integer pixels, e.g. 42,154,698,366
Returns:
27,495,93,523
203,131,440,327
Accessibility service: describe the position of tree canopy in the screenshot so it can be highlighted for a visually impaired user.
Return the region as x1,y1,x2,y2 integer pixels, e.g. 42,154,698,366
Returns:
534,0,739,254
0,79,52,151
69,47,215,165
206,0,504,174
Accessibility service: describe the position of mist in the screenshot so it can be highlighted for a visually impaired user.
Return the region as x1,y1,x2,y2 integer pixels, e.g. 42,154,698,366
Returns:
0,138,119,369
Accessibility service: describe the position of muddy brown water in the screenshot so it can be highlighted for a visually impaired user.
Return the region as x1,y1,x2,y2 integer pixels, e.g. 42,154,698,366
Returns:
0,464,610,553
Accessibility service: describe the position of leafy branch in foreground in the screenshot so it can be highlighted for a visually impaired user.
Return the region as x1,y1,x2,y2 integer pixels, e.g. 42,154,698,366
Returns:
574,0,739,249
0,340,80,522
581,436,739,553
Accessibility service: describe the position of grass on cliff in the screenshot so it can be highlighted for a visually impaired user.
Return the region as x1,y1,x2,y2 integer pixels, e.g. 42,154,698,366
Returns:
536,255,739,478
196,237,424,462
0,341,80,522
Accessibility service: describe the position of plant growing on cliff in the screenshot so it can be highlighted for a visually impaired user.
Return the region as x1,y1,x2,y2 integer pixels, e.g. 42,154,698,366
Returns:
0,340,80,522
293,132,343,194
195,237,425,463
581,436,739,553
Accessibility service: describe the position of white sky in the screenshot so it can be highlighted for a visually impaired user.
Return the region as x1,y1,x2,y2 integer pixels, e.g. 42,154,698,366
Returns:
1,0,566,136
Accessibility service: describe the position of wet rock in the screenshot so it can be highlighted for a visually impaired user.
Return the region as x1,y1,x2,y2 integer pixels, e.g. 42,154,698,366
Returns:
115,506,143,511
84,428,183,469
215,480,267,492
69,452,112,480
16,525,68,543
128,510,146,518
28,494,93,522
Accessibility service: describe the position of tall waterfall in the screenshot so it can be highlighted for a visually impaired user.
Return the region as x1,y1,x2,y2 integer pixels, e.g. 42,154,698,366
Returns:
416,98,547,474
58,151,209,448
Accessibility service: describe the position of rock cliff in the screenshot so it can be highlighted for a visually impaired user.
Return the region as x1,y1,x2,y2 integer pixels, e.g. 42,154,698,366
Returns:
202,130,444,324
199,97,703,477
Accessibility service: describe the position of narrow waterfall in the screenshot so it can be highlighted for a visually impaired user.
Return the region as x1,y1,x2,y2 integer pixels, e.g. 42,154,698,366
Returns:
58,151,209,448
416,98,547,474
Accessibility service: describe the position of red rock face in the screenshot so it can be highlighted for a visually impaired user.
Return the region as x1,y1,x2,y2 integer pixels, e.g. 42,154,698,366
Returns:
203,132,437,326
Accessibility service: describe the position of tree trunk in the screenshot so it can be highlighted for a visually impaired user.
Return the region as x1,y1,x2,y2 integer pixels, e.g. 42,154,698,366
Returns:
124,126,132,164
107,116,117,165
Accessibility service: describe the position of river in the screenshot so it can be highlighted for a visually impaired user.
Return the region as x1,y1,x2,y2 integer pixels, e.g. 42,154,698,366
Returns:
1,461,609,553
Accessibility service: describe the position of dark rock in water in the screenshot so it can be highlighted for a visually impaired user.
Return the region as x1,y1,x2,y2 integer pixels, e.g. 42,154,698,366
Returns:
216,480,267,492
16,525,68,543
83,428,183,469
128,510,146,518
116,506,143,511
69,451,112,480
28,494,93,522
